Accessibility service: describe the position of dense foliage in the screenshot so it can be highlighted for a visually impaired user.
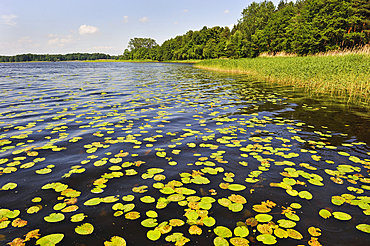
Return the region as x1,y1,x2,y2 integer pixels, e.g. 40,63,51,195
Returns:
0,53,115,63
122,0,370,60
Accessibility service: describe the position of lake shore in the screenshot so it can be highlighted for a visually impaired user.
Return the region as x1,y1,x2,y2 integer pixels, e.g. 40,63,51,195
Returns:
195,54,370,105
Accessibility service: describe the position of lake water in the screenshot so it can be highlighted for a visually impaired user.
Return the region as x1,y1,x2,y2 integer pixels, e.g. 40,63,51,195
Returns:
1,62,370,246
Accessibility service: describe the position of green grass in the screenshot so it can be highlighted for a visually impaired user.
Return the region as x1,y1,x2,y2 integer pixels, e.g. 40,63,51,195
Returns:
195,55,370,104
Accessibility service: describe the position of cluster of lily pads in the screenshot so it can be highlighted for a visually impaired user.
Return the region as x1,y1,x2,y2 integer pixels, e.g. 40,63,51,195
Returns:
1,63,370,246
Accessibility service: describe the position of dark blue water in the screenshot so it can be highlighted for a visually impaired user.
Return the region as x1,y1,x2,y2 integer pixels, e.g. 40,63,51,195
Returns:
0,62,370,245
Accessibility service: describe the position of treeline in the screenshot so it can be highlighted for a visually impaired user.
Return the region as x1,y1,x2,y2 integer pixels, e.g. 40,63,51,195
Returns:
122,0,370,60
0,53,116,63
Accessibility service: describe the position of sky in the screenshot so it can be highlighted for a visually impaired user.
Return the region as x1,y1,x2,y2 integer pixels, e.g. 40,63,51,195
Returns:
0,0,282,56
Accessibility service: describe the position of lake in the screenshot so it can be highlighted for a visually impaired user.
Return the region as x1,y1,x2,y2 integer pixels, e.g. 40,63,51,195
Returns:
1,62,370,246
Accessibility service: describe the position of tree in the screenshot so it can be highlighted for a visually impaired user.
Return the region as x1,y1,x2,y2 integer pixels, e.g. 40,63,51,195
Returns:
127,38,158,51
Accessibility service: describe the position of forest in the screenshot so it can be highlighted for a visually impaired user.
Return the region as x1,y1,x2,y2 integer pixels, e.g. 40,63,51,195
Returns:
0,53,115,63
122,0,370,60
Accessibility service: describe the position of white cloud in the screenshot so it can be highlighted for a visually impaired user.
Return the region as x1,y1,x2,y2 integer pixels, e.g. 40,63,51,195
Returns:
1,14,17,26
228,23,235,30
224,10,229,14
183,9,188,13
123,16,129,23
174,22,178,25
47,34,74,47
79,25,100,35
139,16,149,23
18,36,32,43
88,46,118,52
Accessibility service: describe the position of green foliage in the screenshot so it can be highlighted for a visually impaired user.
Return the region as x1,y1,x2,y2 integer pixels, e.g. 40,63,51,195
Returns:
121,0,370,61
0,53,116,62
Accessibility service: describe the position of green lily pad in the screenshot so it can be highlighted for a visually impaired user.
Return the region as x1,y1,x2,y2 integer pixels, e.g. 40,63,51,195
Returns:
70,213,87,222
44,213,65,222
214,237,229,246
122,195,135,201
298,191,313,200
104,236,127,246
228,184,246,191
356,224,370,233
75,223,94,235
229,203,243,212
203,216,216,227
147,229,161,241
146,210,158,218
319,209,332,219
234,226,249,237
277,219,296,228
255,214,273,223
256,234,277,245
84,197,102,206
214,226,232,238
285,213,300,221
290,203,302,209
230,237,249,245
140,196,155,203
333,211,352,221
141,218,158,228
1,182,17,190
36,233,64,246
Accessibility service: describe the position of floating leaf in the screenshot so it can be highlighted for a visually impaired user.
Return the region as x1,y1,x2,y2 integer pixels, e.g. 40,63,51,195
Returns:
1,182,17,190
229,203,243,212
11,218,27,227
36,234,64,246
228,184,246,191
44,213,65,223
287,229,303,239
70,213,87,222
141,218,158,228
332,211,352,221
319,209,332,219
308,227,321,237
84,198,101,206
256,234,277,245
298,191,313,200
230,237,249,246
125,211,140,220
203,216,216,227
277,219,296,228
75,223,94,235
140,196,155,203
146,210,158,218
214,237,229,246
214,226,232,238
255,214,273,223
234,226,249,237
274,228,288,238
356,224,370,233
122,195,135,201
147,229,161,241
189,225,202,235
104,236,127,246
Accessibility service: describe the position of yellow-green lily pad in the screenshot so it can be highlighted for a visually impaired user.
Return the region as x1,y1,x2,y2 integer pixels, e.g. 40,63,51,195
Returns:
214,226,232,238
44,213,65,222
36,233,64,246
75,223,94,235
333,211,352,221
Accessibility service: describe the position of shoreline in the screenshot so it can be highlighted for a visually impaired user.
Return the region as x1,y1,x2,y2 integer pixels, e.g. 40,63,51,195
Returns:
195,54,370,105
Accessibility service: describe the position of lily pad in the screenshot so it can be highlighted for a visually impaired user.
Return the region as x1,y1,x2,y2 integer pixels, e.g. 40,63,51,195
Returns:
70,213,87,222
214,237,229,246
214,226,232,238
147,229,161,241
104,236,127,246
44,213,65,222
36,233,64,246
333,211,352,221
319,209,332,219
234,226,249,237
228,184,246,191
75,223,94,235
141,218,158,228
256,234,277,245
356,224,370,233
255,214,273,223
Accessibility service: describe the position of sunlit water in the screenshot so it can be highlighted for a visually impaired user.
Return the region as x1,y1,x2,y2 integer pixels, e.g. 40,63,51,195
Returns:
0,62,370,245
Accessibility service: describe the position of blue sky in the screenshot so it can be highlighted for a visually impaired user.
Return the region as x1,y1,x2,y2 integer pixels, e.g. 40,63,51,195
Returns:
0,0,281,56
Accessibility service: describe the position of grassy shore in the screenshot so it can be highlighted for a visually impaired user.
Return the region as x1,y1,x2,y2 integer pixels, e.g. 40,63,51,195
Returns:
195,54,370,104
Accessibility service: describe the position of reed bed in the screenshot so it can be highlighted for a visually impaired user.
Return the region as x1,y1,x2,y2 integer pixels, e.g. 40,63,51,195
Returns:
195,53,370,104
